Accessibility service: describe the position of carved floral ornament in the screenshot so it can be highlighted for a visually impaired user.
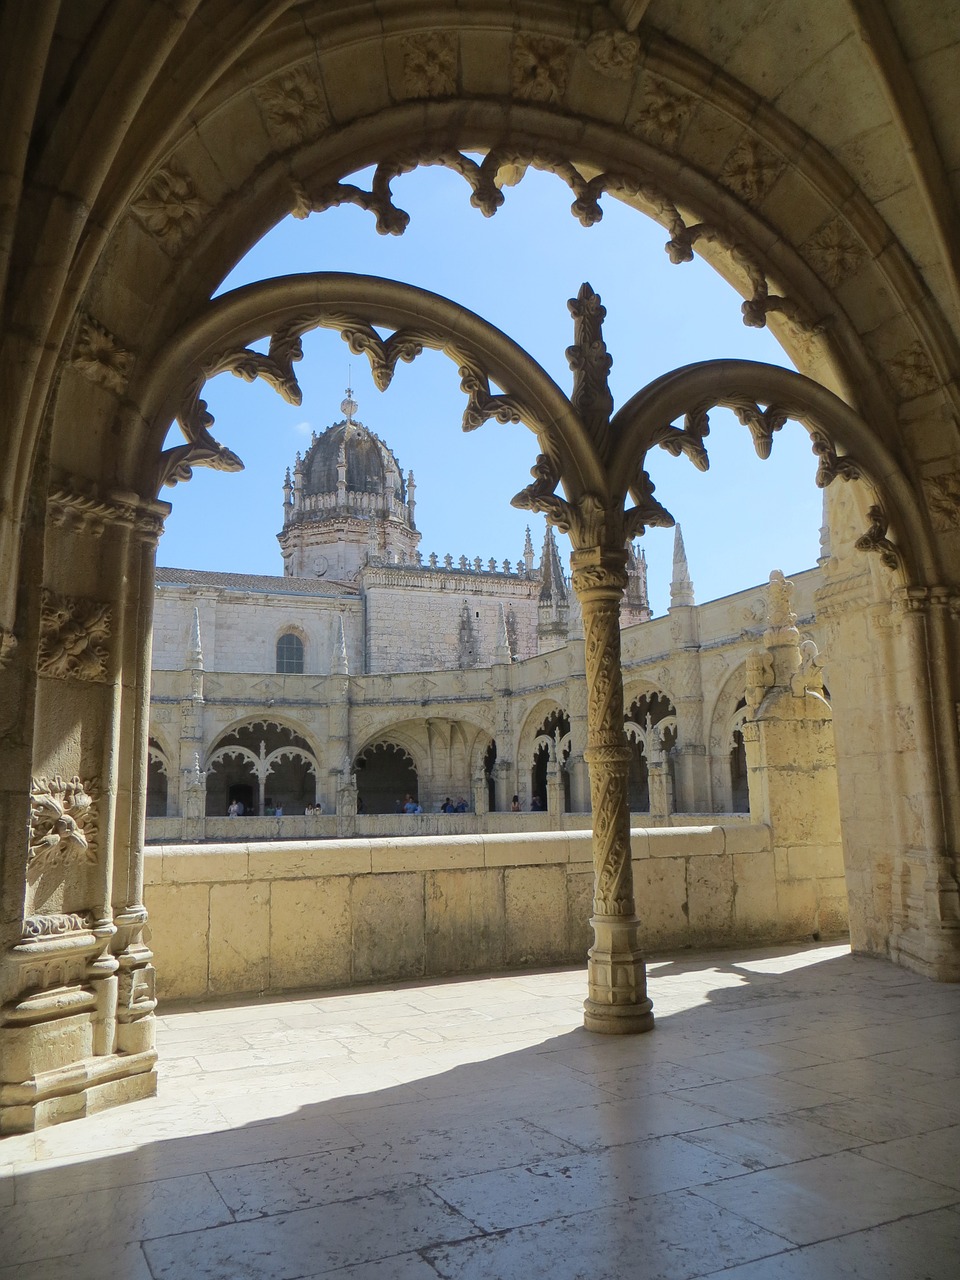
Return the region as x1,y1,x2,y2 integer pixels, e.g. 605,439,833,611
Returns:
27,775,99,874
255,64,329,144
164,273,903,583
38,589,112,682
287,149,824,338
71,314,134,395
47,482,168,543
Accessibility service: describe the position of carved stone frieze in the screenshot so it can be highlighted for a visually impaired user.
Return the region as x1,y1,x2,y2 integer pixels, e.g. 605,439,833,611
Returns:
71,314,134,395
47,482,167,545
512,34,569,103
720,137,785,204
401,32,457,97
21,911,95,940
924,469,960,531
256,64,329,144
802,216,866,288
585,29,640,79
28,775,98,873
131,164,206,252
626,78,694,147
38,589,111,681
855,505,900,570
887,342,940,399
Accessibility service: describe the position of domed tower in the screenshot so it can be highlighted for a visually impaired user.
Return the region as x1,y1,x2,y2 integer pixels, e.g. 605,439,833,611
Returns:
278,390,420,579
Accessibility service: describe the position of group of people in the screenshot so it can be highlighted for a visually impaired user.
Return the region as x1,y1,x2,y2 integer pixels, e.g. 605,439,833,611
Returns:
439,796,469,813
226,799,324,817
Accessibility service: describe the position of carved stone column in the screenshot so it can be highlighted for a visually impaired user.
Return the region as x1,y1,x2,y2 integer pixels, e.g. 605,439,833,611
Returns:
572,546,654,1034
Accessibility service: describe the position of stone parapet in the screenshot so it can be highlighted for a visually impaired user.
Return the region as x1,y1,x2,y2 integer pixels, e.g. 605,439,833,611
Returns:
143,823,847,1002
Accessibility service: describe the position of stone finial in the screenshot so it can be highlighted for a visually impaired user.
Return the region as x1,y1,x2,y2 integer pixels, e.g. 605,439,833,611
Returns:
332,614,348,675
567,583,584,640
538,525,568,604
188,606,203,670
406,469,416,527
494,601,512,664
766,569,798,632
670,524,695,607
818,489,831,565
523,525,535,575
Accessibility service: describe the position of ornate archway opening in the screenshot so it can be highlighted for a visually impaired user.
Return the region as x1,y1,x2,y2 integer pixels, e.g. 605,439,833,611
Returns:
529,708,571,813
206,720,319,816
624,692,677,813
146,739,170,818
355,741,419,814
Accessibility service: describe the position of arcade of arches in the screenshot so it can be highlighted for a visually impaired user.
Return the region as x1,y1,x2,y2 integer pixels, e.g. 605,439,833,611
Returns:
2,2,960,1135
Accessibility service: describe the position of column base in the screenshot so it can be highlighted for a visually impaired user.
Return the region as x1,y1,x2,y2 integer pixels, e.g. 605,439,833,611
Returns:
583,914,655,1035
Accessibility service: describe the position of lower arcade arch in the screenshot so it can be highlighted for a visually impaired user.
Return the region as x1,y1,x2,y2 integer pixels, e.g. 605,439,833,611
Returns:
354,741,419,814
205,720,320,816
623,691,677,814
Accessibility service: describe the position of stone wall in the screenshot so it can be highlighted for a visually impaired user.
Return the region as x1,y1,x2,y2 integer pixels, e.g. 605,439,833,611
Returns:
144,824,848,1002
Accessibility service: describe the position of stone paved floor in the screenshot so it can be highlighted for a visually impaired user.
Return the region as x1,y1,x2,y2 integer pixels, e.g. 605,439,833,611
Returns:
2,942,959,1278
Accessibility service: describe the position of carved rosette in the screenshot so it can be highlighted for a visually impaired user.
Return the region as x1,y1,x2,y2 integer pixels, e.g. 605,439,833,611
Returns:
585,29,640,80
71,315,133,395
512,34,569,103
720,137,785,204
924,470,960,531
626,79,693,147
401,32,457,97
28,775,99,873
887,343,940,400
132,164,206,252
256,65,329,145
38,589,111,681
802,217,865,288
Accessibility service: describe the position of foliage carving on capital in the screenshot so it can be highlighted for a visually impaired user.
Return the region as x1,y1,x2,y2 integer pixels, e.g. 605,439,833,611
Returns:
132,165,206,252
855,505,901,570
71,315,134,395
401,32,458,97
256,65,329,145
21,911,95,940
28,776,98,873
38,589,111,681
512,33,569,103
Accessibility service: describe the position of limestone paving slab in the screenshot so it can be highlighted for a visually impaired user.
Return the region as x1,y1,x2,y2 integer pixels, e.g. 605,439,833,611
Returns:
142,1185,477,1280
690,1148,959,1245
677,1112,861,1171
423,1188,792,1280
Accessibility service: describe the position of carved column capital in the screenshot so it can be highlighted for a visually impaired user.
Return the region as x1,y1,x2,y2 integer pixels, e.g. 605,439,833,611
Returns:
570,544,628,598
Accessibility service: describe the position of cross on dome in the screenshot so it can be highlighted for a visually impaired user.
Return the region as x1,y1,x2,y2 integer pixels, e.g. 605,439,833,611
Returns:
341,386,358,422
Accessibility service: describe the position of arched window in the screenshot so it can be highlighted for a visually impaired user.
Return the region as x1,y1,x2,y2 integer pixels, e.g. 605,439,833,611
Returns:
276,632,304,674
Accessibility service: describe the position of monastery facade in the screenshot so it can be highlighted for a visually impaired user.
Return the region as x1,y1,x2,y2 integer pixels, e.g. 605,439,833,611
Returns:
147,395,822,832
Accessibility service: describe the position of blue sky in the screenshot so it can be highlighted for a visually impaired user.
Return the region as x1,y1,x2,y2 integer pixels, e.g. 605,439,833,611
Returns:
159,164,823,616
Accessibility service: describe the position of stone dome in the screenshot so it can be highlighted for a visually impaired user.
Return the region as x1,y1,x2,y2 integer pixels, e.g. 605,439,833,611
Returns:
300,411,405,506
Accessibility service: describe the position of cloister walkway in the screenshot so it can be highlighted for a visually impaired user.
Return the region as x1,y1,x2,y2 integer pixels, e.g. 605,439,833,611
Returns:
2,942,958,1279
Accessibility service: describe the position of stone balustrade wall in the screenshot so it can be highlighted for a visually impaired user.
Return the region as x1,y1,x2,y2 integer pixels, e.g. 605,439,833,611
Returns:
145,824,848,1002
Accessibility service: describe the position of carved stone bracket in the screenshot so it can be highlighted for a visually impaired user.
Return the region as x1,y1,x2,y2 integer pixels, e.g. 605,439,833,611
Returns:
28,775,99,874
855,505,901,571
38,589,112,681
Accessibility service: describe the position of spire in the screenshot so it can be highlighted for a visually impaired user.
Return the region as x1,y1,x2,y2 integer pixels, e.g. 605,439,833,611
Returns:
523,525,535,576
188,606,203,670
818,488,831,565
332,614,348,675
670,524,695,607
282,466,293,525
406,469,416,528
538,525,568,604
494,601,512,664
